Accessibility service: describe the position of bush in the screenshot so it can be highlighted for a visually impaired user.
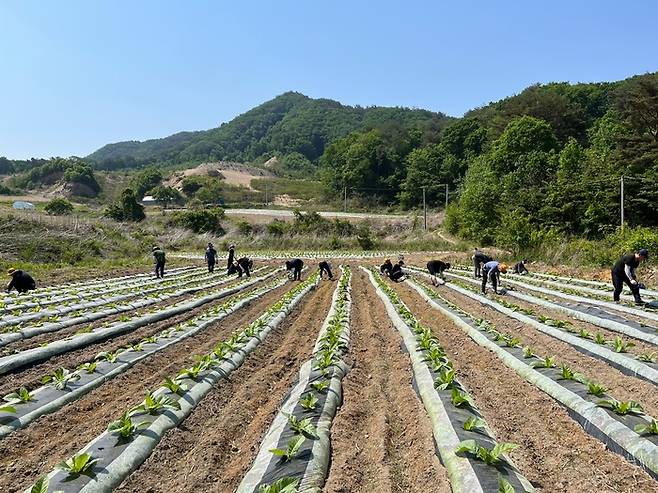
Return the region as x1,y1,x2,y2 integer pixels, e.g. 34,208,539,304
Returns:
45,197,74,215
356,224,375,250
443,202,462,235
170,208,225,234
267,220,286,237
105,188,145,222
237,221,253,236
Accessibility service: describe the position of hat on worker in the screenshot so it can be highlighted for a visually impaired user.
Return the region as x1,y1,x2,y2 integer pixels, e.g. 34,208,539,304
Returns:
639,248,649,258
499,263,508,273
152,246,159,251
7,268,16,276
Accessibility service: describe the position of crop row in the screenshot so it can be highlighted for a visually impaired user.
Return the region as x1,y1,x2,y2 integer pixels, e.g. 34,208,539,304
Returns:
23,272,322,493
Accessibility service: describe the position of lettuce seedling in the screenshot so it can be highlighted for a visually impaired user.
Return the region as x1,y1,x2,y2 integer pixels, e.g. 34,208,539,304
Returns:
586,382,608,397
56,452,98,477
597,398,644,416
463,416,487,432
612,336,635,353
498,476,516,493
578,329,592,340
3,387,32,403
455,439,518,466
451,388,474,408
30,476,50,493
522,346,534,358
162,376,188,395
130,392,180,415
41,367,80,390
300,393,319,411
258,477,299,493
270,436,305,462
108,411,149,438
559,364,575,381
634,419,658,435
594,333,607,345
531,356,556,369
504,336,521,348
95,349,125,363
0,404,16,413
434,368,456,391
286,414,318,438
310,380,330,393
77,362,97,374
638,352,657,363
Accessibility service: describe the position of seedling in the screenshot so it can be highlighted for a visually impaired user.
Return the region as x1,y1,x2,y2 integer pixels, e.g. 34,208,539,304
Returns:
498,476,516,493
141,335,158,344
611,336,635,353
77,362,98,374
586,382,608,397
310,380,330,393
107,411,149,439
95,349,125,363
634,419,658,435
594,333,607,345
531,356,556,369
597,398,644,416
638,352,657,363
286,414,317,438
434,367,456,391
0,404,16,413
270,436,305,462
75,325,94,335
56,452,98,477
29,476,49,493
3,387,32,403
162,376,188,395
455,439,518,466
300,393,319,411
130,392,180,415
504,336,521,348
41,368,80,390
522,346,534,358
258,477,299,493
578,329,592,340
559,364,575,381
451,388,474,408
129,343,144,352
463,416,487,432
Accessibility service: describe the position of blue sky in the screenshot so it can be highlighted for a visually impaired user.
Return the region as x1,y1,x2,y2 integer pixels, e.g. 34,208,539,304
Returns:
1,1,657,159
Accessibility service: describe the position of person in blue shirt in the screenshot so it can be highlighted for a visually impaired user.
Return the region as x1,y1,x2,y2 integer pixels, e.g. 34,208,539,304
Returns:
481,261,507,294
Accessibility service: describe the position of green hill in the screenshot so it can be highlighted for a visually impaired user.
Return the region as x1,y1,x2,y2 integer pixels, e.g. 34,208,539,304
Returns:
87,91,453,171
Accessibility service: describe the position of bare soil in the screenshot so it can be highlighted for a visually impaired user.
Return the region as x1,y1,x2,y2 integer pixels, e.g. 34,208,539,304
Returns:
322,268,450,493
115,279,336,493
0,281,295,493
393,281,658,493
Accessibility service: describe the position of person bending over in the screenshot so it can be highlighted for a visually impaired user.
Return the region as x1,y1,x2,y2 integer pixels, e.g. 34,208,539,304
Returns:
390,260,406,282
427,260,451,285
286,258,304,281
611,249,648,305
6,268,36,294
152,246,166,279
472,248,493,279
237,257,253,278
513,259,529,275
482,261,507,294
205,242,218,273
380,259,393,277
319,261,334,280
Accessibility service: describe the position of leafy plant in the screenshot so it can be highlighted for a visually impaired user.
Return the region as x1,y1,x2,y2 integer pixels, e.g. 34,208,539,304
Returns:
597,398,644,416
3,387,32,403
611,336,635,353
270,435,306,462
463,416,487,432
310,380,330,393
498,476,516,493
455,439,518,466
107,411,148,438
638,352,657,363
451,388,473,408
578,328,592,340
522,346,534,358
30,476,50,493
504,336,521,348
594,333,607,345
95,349,125,363
162,376,188,395
56,452,98,477
559,364,575,381
130,392,180,415
41,367,80,390
258,477,299,493
286,414,318,438
531,356,556,369
434,367,457,391
300,393,319,411
586,382,608,397
77,362,97,374
634,419,658,435
0,403,16,413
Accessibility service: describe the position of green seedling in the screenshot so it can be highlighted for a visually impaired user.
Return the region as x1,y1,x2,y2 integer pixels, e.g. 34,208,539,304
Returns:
451,388,474,408
559,363,575,381
77,362,97,374
41,368,80,390
455,439,518,466
498,476,516,493
0,403,16,413
129,343,144,352
463,416,487,432
270,436,305,462
504,336,521,348
107,411,149,439
258,477,299,493
4,387,32,403
300,393,319,411
162,376,188,395
29,476,50,493
56,452,98,477
130,392,180,415
310,380,330,393
578,328,592,340
531,356,556,369
434,367,457,391
141,335,158,344
594,332,607,345
586,382,608,397
611,336,635,353
634,419,658,435
286,414,317,438
638,352,657,363
597,398,644,416
522,346,534,358
95,349,125,363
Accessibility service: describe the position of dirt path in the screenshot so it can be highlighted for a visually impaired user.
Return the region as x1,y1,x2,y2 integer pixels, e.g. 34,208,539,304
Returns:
323,268,450,493
0,281,297,493
432,284,658,418
115,279,336,493
393,281,658,493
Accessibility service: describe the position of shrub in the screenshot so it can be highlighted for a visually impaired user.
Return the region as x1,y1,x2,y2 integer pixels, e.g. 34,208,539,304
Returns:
356,224,375,250
45,197,74,215
170,208,225,234
267,220,287,237
105,188,145,222
237,221,253,236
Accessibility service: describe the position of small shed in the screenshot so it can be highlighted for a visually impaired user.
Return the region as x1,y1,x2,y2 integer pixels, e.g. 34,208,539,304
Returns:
141,195,157,206
12,201,35,210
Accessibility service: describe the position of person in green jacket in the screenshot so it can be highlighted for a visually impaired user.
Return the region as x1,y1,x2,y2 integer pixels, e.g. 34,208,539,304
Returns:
152,246,166,278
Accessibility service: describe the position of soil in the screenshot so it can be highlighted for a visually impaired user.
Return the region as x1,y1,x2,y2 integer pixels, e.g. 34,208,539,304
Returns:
322,268,450,493
114,279,336,493
392,281,658,493
432,284,658,418
0,280,296,493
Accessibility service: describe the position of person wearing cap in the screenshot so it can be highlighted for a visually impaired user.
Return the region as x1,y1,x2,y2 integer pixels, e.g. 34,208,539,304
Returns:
205,243,218,273
472,248,493,278
380,259,393,277
390,260,406,282
227,244,235,271
481,260,507,294
152,246,166,279
611,249,648,305
6,268,36,294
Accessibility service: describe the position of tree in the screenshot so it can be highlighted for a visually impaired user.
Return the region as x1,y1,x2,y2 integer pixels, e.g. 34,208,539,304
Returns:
105,188,145,222
150,186,182,209
131,167,163,199
44,197,74,215
399,144,445,208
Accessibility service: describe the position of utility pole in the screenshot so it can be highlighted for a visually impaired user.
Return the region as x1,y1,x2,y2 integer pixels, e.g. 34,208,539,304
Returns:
422,186,427,231
620,175,625,232
344,186,347,213
264,183,268,207
445,183,449,210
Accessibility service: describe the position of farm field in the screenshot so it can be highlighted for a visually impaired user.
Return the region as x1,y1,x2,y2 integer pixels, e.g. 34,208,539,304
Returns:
1,256,657,493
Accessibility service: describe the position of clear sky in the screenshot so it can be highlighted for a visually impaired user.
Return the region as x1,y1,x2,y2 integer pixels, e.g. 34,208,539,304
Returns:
1,0,657,159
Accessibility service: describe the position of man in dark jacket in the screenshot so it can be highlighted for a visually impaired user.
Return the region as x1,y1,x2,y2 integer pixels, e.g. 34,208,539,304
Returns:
472,248,492,278
227,244,235,271
6,268,36,293
286,258,304,281
380,259,393,277
390,260,406,282
205,243,217,273
152,246,166,279
237,257,253,278
319,261,333,280
611,249,648,305
427,260,450,285
513,259,529,275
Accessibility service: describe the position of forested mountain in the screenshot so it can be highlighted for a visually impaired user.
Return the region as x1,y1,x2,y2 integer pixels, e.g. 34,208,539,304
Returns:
87,92,452,172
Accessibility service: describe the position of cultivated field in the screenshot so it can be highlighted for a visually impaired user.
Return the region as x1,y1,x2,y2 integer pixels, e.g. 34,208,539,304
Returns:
0,255,657,493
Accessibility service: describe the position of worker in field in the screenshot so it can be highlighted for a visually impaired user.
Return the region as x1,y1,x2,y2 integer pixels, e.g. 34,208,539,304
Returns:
380,259,393,277
6,268,36,294
427,260,451,285
472,248,493,278
286,258,304,281
611,249,648,305
319,261,334,280
481,260,507,294
205,242,218,273
227,244,236,271
152,246,166,279
513,259,529,275
237,257,253,277
390,260,406,282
